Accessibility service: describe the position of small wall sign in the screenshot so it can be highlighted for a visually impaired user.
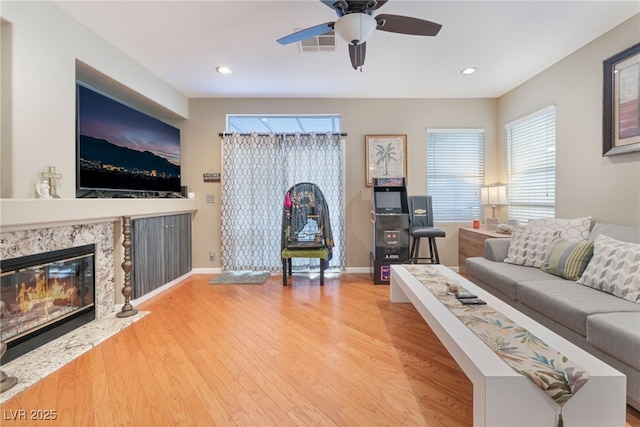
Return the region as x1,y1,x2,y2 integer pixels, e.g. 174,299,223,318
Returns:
203,172,220,183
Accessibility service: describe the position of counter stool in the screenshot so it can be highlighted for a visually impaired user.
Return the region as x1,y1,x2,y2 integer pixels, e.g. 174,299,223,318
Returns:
408,196,446,264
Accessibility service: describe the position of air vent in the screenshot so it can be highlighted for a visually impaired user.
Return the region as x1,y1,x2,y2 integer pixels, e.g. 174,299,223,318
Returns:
298,31,336,53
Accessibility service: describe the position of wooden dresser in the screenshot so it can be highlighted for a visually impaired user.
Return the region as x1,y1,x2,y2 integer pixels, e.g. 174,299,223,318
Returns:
458,227,509,277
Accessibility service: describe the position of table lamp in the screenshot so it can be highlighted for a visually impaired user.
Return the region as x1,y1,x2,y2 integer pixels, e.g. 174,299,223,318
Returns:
481,185,508,230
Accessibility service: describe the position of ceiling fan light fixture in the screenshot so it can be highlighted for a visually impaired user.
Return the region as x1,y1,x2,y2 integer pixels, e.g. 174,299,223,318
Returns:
334,13,377,45
461,67,477,75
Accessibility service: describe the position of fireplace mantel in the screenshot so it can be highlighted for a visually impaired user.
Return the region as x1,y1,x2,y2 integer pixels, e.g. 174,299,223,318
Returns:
0,198,198,232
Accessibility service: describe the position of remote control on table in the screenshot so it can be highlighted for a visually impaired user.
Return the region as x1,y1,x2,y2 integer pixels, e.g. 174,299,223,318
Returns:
460,298,487,305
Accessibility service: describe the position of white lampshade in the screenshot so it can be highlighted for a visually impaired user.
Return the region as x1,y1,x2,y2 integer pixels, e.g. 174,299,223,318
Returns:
334,13,377,46
481,185,508,229
481,185,508,206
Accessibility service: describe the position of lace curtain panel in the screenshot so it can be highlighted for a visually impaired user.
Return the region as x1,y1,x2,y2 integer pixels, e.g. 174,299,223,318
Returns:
221,133,345,272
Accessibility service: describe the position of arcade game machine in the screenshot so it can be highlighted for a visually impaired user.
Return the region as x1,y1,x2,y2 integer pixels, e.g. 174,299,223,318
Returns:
370,177,410,284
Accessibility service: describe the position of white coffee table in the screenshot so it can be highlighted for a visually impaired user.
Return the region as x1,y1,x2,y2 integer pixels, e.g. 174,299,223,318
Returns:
390,264,626,427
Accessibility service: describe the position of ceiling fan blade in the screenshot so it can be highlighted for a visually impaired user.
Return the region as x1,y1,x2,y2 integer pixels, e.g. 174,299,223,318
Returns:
320,0,338,8
322,0,389,15
375,14,442,36
277,22,335,45
320,0,348,16
370,0,388,10
348,42,366,69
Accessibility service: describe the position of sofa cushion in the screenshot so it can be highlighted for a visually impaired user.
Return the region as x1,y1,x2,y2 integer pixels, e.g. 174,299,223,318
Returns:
587,313,640,371
526,216,592,241
484,238,511,262
504,227,559,268
540,237,594,281
516,280,640,336
577,234,640,304
466,257,565,301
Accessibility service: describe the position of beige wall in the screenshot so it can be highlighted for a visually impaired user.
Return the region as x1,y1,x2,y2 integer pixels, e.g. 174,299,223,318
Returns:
2,2,638,271
497,14,640,227
183,98,498,269
1,1,188,199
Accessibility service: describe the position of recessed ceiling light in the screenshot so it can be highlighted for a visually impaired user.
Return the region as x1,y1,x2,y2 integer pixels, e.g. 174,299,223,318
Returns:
461,67,477,75
216,66,232,75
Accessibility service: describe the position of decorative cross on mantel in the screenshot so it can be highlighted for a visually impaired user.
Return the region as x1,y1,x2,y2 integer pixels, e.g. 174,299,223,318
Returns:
41,166,62,198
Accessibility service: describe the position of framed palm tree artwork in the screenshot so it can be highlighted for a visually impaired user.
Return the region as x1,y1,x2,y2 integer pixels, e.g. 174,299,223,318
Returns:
365,134,407,186
603,42,640,156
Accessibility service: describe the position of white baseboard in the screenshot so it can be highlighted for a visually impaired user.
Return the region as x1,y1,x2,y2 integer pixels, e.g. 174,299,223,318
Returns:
345,267,371,274
345,265,457,274
115,265,459,310
114,270,205,311
189,267,371,274
190,267,222,274
187,266,455,276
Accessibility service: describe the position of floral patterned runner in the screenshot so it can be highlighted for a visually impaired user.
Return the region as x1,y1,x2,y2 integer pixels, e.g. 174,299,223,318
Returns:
404,265,589,411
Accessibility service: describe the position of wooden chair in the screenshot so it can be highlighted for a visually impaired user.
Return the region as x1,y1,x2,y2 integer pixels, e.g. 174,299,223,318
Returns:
281,182,333,286
281,247,328,286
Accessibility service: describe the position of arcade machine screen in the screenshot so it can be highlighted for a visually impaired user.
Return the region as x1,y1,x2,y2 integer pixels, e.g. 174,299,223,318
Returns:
375,191,402,214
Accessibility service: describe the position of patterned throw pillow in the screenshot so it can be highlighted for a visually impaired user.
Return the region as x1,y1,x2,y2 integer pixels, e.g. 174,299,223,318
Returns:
526,217,592,241
541,237,594,281
577,235,640,303
504,227,560,268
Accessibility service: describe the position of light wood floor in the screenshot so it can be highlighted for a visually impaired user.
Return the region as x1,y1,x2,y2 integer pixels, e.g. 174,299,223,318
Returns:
2,273,639,426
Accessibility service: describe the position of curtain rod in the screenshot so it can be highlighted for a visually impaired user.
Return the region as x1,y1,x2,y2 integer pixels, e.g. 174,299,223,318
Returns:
219,132,347,137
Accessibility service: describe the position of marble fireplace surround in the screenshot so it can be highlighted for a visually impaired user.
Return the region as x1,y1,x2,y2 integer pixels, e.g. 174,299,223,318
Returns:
0,198,198,400
1,198,198,315
1,222,116,319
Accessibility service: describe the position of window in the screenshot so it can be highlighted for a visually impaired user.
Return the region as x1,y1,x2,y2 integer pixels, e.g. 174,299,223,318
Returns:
506,106,556,222
227,114,341,133
427,129,485,222
221,115,344,272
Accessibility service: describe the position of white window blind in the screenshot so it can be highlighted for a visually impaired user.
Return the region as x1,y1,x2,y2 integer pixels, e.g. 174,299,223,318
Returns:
506,105,556,222
427,129,484,222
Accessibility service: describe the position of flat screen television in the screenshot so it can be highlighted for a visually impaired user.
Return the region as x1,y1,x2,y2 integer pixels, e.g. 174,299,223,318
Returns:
76,83,181,196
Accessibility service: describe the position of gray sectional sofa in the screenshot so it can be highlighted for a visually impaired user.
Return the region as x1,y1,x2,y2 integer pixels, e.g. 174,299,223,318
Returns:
466,222,640,411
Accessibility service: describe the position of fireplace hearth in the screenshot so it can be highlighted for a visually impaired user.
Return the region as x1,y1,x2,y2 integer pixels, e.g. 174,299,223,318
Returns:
1,244,96,364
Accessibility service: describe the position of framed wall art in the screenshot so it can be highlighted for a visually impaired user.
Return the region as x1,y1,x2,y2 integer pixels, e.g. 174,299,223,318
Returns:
603,42,640,156
365,134,407,186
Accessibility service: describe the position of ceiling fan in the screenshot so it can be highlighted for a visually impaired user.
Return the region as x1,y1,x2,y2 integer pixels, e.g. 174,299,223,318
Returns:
277,0,442,70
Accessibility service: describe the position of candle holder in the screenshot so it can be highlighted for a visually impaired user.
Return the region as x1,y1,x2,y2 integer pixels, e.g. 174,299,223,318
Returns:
117,216,138,318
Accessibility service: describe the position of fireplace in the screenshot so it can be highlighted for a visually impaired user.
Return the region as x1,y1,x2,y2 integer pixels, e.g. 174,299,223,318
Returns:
0,244,96,364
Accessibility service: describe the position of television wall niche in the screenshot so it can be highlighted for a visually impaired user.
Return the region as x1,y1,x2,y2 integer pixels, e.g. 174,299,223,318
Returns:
76,83,181,197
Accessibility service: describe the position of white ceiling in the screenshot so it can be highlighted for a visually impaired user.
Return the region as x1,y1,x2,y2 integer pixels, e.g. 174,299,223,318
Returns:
53,0,639,99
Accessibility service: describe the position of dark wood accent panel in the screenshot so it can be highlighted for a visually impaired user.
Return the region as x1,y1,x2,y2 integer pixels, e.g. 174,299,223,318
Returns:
132,213,192,298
